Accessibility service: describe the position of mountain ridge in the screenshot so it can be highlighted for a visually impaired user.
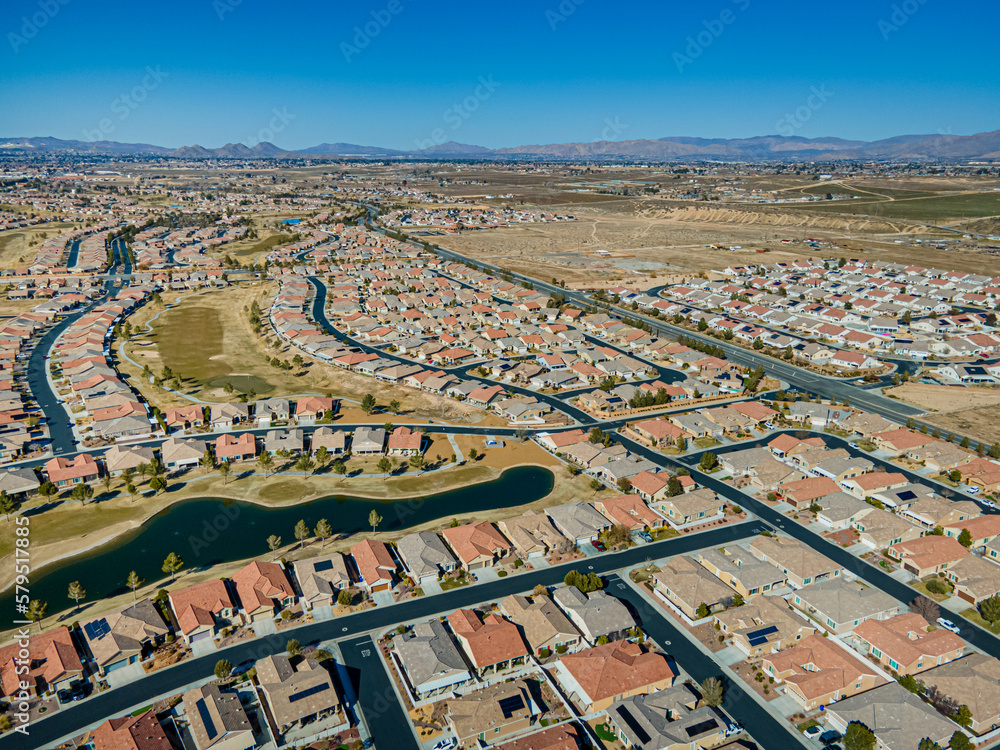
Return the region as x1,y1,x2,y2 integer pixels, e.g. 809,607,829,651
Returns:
2,130,998,161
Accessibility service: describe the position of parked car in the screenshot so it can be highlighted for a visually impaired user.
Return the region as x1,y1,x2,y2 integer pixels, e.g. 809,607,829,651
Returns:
803,725,822,739
820,730,842,745
636,531,654,543
937,617,961,635
724,722,742,737
57,683,91,703
434,739,457,750
591,539,607,552
848,442,860,450
965,485,981,494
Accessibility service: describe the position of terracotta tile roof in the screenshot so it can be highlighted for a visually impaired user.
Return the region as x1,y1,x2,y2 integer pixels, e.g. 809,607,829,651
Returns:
231,561,294,615
442,522,513,565
168,579,234,635
854,613,964,668
557,640,676,704
448,609,528,668
763,634,883,701
91,710,173,750
888,536,969,571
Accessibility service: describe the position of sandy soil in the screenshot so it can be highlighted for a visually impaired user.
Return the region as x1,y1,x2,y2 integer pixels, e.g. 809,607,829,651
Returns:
885,382,1000,446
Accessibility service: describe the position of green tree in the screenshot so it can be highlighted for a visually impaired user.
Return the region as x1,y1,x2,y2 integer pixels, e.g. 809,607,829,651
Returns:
315,446,330,468
468,448,479,461
700,676,724,707
388,399,401,414
267,535,282,561
310,520,331,551
952,705,973,728
699,452,718,471
958,528,974,548
26,599,47,631
215,659,233,680
697,318,709,331
369,509,383,537
200,450,215,473
0,491,17,521
377,456,392,479
616,477,632,494
843,722,876,750
294,519,310,548
218,462,231,485
333,459,347,481
71,482,94,505
409,453,425,471
67,581,86,612
127,570,144,600
337,589,353,606
149,476,167,494
162,552,184,582
286,639,302,658
126,482,139,503
38,481,57,499
360,393,377,415
675,436,687,452
257,450,274,478
696,602,710,619
980,594,1000,623
295,455,315,474
949,732,972,750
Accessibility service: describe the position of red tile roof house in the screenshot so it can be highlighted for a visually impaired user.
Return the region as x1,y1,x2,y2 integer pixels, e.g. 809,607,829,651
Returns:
294,396,336,425
853,613,965,675
168,579,237,644
45,453,100,487
214,432,256,463
886,536,970,578
779,476,841,509
552,640,677,713
593,494,667,531
447,609,529,676
944,515,1000,550
0,626,83,697
386,425,423,456
232,561,296,623
761,634,885,712
163,404,205,432
350,539,397,593
90,710,173,750
442,521,515,570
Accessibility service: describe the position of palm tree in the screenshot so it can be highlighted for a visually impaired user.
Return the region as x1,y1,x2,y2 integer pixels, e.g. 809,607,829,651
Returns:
126,571,144,600
67,581,86,612
267,535,282,561
257,450,274,478
218,462,231,485
294,519,310,549
369,509,383,538
315,518,332,547
162,552,184,583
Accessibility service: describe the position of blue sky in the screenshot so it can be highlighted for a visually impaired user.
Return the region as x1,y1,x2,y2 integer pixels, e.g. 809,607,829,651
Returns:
2,0,997,149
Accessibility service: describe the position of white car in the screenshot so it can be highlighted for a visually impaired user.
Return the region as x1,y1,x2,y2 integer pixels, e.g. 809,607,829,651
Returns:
434,739,457,750
965,485,981,494
848,442,860,450
937,617,961,635
803,725,822,739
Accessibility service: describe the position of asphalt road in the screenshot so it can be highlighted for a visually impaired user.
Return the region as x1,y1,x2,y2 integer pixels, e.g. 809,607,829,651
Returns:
0,522,765,750
339,635,417,750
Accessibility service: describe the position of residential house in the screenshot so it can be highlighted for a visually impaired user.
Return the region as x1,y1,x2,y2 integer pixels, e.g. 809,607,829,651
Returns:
826,682,961,750
292,553,352,610
311,426,347,456
103,444,156,477
0,626,83,696
350,539,397,593
651,487,725,529
714,595,815,657
652,555,734,620
78,600,168,677
695,546,787,599
447,609,529,675
446,678,537,746
442,521,514,570
946,555,1000,606
853,613,965,675
395,531,458,584
593,494,666,531
183,682,255,750
351,426,386,454
393,619,473,701
255,654,343,736
500,594,582,656
45,453,99,487
161,437,208,468
551,586,635,645
231,561,296,622
387,426,423,456
761,634,885,711
545,502,611,545
789,578,900,635
606,685,729,750
921,654,1000,735
886,536,969,577
215,433,256,463
168,579,237,644
90,712,172,750
749,535,843,588
498,511,572,560
553,640,677,713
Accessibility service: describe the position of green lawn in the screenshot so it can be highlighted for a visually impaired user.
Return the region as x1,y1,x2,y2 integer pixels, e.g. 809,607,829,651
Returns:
786,190,1000,222
652,527,680,541
440,577,471,591
694,437,721,449
595,723,618,742
910,577,953,601
960,608,1000,634
797,719,820,733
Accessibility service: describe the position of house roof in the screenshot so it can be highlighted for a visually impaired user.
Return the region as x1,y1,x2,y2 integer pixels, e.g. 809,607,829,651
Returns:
827,682,958,750
231,561,294,614
91,711,173,750
442,522,513,565
447,609,528,668
854,612,964,668
763,634,883,700
557,640,676,704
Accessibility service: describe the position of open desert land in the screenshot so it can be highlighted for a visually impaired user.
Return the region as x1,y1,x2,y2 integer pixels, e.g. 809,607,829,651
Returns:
116,281,501,424
885,382,1000,446
427,189,1000,288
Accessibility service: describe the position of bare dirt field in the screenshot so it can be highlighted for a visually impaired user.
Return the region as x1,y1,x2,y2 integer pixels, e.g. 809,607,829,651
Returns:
885,382,1000,446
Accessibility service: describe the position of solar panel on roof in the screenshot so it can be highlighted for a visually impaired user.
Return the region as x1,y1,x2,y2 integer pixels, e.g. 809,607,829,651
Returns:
84,618,110,640
746,625,779,646
616,706,651,745
685,718,720,738
498,695,525,718
313,559,334,572
195,698,218,740
288,682,329,703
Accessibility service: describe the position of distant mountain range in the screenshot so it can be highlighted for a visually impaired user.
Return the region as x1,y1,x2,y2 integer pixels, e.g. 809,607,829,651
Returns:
2,131,999,161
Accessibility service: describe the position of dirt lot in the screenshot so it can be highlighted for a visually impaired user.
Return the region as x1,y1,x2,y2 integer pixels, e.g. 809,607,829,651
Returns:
885,382,1000,446
0,221,81,269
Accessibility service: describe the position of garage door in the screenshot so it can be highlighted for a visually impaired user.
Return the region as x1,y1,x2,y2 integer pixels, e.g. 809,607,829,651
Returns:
958,589,975,604
190,630,213,642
